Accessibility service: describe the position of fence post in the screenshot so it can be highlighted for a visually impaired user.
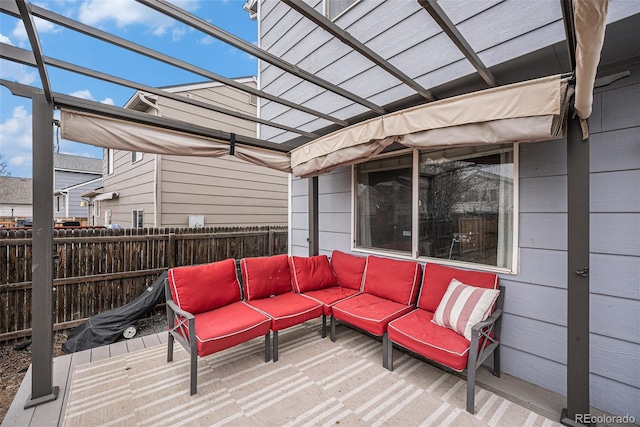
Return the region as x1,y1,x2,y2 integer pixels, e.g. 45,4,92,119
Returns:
268,230,275,256
168,233,176,268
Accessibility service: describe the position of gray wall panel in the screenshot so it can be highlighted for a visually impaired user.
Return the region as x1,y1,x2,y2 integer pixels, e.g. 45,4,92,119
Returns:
519,176,567,213
501,280,567,326
515,248,567,288
518,139,567,178
500,346,566,396
591,374,640,421
590,253,640,299
499,313,566,364
590,127,640,172
601,83,640,132
591,213,640,256
519,213,567,250
591,170,640,212
590,295,640,344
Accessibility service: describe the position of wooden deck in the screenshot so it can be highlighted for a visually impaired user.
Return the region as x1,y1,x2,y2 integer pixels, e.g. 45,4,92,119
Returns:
2,332,168,427
2,329,571,426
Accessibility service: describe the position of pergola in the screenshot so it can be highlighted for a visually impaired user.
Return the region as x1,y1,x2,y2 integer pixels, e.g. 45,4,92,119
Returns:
0,0,627,424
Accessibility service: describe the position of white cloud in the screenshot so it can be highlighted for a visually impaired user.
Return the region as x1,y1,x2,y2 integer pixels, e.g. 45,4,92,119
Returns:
171,27,186,42
198,35,215,45
0,33,12,45
0,59,37,85
68,90,115,105
11,17,61,46
0,106,33,177
77,0,201,39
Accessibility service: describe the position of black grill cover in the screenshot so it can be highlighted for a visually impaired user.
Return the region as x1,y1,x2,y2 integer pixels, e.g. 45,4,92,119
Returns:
62,271,167,353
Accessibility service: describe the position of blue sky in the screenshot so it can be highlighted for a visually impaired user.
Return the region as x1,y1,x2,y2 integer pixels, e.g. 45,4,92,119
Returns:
0,0,258,178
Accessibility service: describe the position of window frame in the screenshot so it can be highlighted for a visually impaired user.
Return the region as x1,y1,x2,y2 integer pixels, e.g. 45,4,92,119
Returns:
323,0,361,21
132,151,143,163
132,209,144,228
351,145,519,274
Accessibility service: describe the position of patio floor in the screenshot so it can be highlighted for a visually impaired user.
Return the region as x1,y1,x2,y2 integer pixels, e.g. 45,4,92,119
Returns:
3,320,566,426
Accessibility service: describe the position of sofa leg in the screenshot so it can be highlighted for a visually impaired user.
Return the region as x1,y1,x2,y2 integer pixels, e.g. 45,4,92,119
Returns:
273,330,279,362
190,349,198,396
264,332,271,362
167,332,174,363
493,346,501,378
466,367,476,414
322,314,327,338
330,315,336,342
382,333,393,370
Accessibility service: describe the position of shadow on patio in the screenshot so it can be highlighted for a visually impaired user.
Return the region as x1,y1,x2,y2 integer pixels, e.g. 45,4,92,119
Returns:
4,319,564,427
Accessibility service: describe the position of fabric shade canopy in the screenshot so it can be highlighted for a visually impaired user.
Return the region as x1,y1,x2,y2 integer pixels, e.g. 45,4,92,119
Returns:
60,109,293,173
290,75,571,178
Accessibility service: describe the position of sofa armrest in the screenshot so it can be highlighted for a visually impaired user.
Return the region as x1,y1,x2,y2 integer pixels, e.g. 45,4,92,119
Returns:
471,308,502,334
167,298,195,321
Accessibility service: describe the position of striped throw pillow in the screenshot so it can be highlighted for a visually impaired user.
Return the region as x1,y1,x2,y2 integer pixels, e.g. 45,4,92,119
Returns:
432,278,500,341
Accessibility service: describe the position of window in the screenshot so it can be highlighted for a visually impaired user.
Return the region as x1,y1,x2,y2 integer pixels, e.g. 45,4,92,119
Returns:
354,145,516,271
355,153,413,254
132,151,143,163
324,0,359,20
132,209,144,228
107,149,114,174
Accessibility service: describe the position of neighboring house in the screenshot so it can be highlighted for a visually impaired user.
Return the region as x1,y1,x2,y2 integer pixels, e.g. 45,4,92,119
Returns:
53,153,102,220
254,0,640,421
96,77,288,228
0,176,33,222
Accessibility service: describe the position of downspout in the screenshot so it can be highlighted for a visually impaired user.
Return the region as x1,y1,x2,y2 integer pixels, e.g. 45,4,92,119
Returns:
138,93,162,227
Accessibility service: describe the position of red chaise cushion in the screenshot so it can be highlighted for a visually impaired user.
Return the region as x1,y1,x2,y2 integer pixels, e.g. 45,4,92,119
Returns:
301,286,360,315
331,293,415,337
168,258,241,314
388,309,471,371
330,250,367,290
362,255,422,305
186,301,271,357
246,292,323,331
289,255,338,292
241,255,292,301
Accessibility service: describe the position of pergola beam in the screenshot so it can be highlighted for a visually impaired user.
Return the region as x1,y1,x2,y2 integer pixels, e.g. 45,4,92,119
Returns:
560,0,578,72
0,2,347,127
282,0,436,102
0,43,317,139
136,0,387,114
15,0,52,101
418,0,497,87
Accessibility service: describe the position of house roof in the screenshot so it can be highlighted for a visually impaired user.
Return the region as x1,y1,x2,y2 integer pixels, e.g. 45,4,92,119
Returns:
54,153,102,174
0,176,33,204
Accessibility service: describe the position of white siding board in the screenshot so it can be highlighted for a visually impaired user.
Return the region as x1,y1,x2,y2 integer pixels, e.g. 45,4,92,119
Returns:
500,346,566,396
591,374,640,421
601,83,640,132
519,140,567,178
319,168,351,193
319,212,350,233
319,230,351,253
519,176,567,213
500,313,566,365
591,170,640,212
590,295,640,344
515,248,567,288
318,192,350,213
501,280,567,326
591,335,640,388
591,213,640,256
291,195,308,213
590,253,640,299
292,212,309,230
519,213,567,250
589,127,640,173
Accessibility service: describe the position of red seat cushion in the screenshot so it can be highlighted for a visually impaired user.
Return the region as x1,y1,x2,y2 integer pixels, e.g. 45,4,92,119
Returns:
331,293,415,337
362,256,422,305
187,301,271,357
241,255,292,301
388,309,471,371
246,292,323,331
168,259,241,314
418,264,499,312
301,286,360,315
289,255,338,292
330,250,367,290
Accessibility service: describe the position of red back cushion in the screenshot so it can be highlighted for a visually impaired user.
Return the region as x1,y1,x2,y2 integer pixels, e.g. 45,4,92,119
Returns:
241,254,292,301
289,255,338,292
168,258,241,314
330,250,367,290
362,255,422,305
418,263,499,312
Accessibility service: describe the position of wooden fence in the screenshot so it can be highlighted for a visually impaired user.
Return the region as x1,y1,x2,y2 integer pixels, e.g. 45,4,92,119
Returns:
0,226,287,341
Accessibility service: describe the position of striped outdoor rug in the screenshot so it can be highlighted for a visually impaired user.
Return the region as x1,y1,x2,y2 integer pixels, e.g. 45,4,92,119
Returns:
62,320,560,427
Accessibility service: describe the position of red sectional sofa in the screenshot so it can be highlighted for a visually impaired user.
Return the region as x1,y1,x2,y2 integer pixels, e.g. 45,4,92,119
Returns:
165,251,503,414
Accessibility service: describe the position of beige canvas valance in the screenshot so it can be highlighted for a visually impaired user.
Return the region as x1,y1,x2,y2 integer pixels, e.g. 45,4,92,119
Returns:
290,75,571,178
60,109,292,173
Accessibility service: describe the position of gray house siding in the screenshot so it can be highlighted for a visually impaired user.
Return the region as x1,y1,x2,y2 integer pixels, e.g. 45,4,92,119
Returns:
54,170,101,220
260,0,639,419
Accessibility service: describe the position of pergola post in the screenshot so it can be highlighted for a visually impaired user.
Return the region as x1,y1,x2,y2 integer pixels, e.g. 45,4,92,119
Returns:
561,106,591,425
308,176,319,256
24,92,59,408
